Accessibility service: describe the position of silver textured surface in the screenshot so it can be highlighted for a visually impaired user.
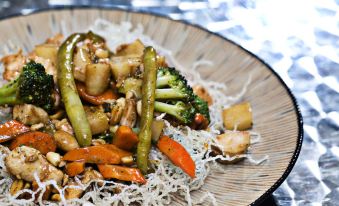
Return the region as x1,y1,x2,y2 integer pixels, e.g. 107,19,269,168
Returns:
0,0,338,205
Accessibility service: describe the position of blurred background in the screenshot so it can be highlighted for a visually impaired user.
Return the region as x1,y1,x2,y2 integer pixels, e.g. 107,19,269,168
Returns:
0,0,338,205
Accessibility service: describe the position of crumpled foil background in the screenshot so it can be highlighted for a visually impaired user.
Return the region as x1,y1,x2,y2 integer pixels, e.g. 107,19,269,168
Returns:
0,0,338,205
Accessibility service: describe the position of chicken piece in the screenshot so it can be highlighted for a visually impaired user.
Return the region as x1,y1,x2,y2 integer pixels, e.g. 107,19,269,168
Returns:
52,118,74,135
193,85,213,106
5,146,63,184
13,104,49,125
1,50,27,81
215,131,250,156
45,33,64,45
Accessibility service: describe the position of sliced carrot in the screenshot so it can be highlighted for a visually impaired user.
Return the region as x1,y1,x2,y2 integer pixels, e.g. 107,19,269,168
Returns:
0,120,30,143
63,145,122,164
98,144,132,159
65,161,85,177
9,131,56,155
97,164,146,184
113,126,139,150
157,135,196,178
76,82,118,105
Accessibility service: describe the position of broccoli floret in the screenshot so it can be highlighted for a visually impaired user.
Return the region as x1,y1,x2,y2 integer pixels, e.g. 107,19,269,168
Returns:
192,95,210,122
155,67,194,101
0,61,54,112
154,101,196,124
154,67,210,125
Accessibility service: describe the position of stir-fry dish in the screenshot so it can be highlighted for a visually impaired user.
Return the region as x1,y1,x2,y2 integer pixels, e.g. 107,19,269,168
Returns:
0,24,257,205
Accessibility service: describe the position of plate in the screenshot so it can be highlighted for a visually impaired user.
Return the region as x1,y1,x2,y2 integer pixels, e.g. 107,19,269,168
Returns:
0,8,303,205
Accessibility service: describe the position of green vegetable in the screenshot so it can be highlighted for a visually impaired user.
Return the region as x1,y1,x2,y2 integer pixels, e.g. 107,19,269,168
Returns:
192,95,210,122
154,101,196,124
118,77,143,99
155,67,194,101
57,33,92,147
86,31,105,44
0,61,54,112
153,67,211,124
137,46,157,174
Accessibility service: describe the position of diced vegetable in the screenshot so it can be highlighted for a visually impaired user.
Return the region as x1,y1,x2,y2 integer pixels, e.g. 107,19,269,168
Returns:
73,46,91,82
113,126,139,151
54,130,80,152
137,47,157,174
76,82,118,105
216,131,250,156
116,39,145,57
9,131,56,155
151,120,164,143
57,33,92,147
222,102,253,130
109,55,141,86
85,63,111,96
63,145,130,164
0,120,30,143
65,161,85,177
34,44,58,64
118,78,143,99
84,106,109,135
97,164,146,184
157,135,195,178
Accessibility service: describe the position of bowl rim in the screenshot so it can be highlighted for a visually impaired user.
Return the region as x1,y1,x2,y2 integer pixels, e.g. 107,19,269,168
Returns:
0,6,304,206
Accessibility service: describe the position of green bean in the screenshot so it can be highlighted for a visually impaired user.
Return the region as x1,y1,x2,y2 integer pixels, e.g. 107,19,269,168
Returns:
86,31,105,44
57,33,92,147
137,46,157,174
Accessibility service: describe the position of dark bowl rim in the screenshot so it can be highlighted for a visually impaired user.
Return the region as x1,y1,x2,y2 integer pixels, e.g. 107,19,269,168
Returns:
0,6,304,206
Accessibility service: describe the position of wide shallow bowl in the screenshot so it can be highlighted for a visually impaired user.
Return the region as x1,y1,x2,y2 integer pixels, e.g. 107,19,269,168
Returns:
0,8,302,206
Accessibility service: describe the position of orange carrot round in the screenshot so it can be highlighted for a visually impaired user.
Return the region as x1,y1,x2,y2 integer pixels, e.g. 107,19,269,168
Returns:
157,135,196,178
0,120,30,143
97,164,146,184
9,131,56,154
113,126,139,151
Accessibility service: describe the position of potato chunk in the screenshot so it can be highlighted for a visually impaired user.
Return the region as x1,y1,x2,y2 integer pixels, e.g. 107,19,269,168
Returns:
116,39,145,57
34,44,58,64
216,131,250,156
222,102,252,130
84,106,109,135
